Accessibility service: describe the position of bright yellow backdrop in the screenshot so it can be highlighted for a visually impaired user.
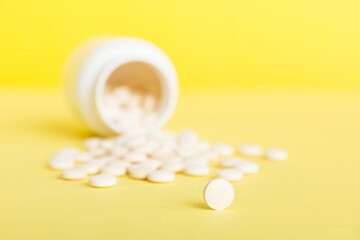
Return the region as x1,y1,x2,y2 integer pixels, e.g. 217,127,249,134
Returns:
1,0,360,88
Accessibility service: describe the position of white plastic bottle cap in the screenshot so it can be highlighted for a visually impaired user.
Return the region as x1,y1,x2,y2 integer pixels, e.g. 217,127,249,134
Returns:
63,36,178,136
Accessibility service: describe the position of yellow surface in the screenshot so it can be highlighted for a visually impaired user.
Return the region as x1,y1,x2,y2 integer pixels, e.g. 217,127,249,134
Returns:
1,0,360,88
0,88,359,239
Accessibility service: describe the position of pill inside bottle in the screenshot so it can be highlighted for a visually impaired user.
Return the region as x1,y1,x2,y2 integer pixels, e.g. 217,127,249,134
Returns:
99,62,164,135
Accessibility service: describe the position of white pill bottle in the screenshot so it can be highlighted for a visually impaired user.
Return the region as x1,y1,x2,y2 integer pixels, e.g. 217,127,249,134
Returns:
62,36,178,136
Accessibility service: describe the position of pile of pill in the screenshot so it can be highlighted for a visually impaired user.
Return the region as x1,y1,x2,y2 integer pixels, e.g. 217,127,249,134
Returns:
49,129,287,190
103,86,157,133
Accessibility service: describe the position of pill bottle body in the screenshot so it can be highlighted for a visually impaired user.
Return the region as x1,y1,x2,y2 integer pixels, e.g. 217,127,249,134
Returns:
62,36,178,136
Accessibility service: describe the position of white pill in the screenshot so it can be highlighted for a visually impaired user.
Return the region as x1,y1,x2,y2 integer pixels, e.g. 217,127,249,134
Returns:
201,151,218,161
124,151,147,163
216,169,243,181
89,174,117,188
77,162,100,174
147,170,175,183
161,161,185,172
185,156,208,166
99,139,115,150
90,148,108,157
60,168,87,180
49,156,75,170
125,136,147,149
212,144,234,156
164,155,183,163
238,144,262,157
177,129,198,146
234,161,259,174
176,146,198,158
265,148,288,161
101,165,127,176
196,140,211,152
106,160,130,169
84,138,101,149
145,159,163,170
110,145,128,157
204,178,234,210
56,148,80,156
184,164,210,176
219,157,243,168
74,152,93,163
128,164,154,179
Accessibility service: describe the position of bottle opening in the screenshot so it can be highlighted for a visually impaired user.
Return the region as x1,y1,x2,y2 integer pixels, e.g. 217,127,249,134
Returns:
98,61,166,135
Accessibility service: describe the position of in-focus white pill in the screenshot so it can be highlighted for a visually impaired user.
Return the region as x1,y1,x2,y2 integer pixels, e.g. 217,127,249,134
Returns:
265,148,288,161
234,161,259,174
147,170,175,183
219,157,243,168
128,164,154,179
60,168,87,180
212,144,234,156
101,165,126,176
204,178,234,210
161,161,185,172
216,169,243,181
49,157,75,170
184,164,210,176
238,144,263,157
89,174,117,188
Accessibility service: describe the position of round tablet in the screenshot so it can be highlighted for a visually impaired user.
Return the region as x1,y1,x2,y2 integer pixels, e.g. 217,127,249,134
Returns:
212,144,234,156
60,168,87,180
101,165,127,176
77,162,100,174
89,174,117,188
265,148,288,161
128,164,154,179
147,170,175,183
49,156,75,170
216,169,243,181
238,144,262,157
204,178,234,210
184,164,210,176
219,157,243,168
161,161,185,172
234,161,258,174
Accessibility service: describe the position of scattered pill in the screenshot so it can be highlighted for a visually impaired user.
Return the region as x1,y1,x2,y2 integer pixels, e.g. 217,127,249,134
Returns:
49,156,75,170
89,174,117,188
177,129,198,147
128,164,154,179
77,162,100,174
234,161,259,174
124,151,147,163
238,144,262,157
147,170,175,183
219,157,243,168
60,168,87,180
101,165,127,176
161,161,185,172
265,148,288,161
184,164,210,176
216,169,243,181
212,144,234,156
204,178,234,210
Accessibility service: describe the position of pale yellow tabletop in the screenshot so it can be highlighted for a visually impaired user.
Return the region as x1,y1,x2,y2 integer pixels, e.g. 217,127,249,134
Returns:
0,88,359,239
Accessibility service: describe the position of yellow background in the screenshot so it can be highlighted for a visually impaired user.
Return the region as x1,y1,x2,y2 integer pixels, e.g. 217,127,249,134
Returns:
0,0,360,89
1,0,360,239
